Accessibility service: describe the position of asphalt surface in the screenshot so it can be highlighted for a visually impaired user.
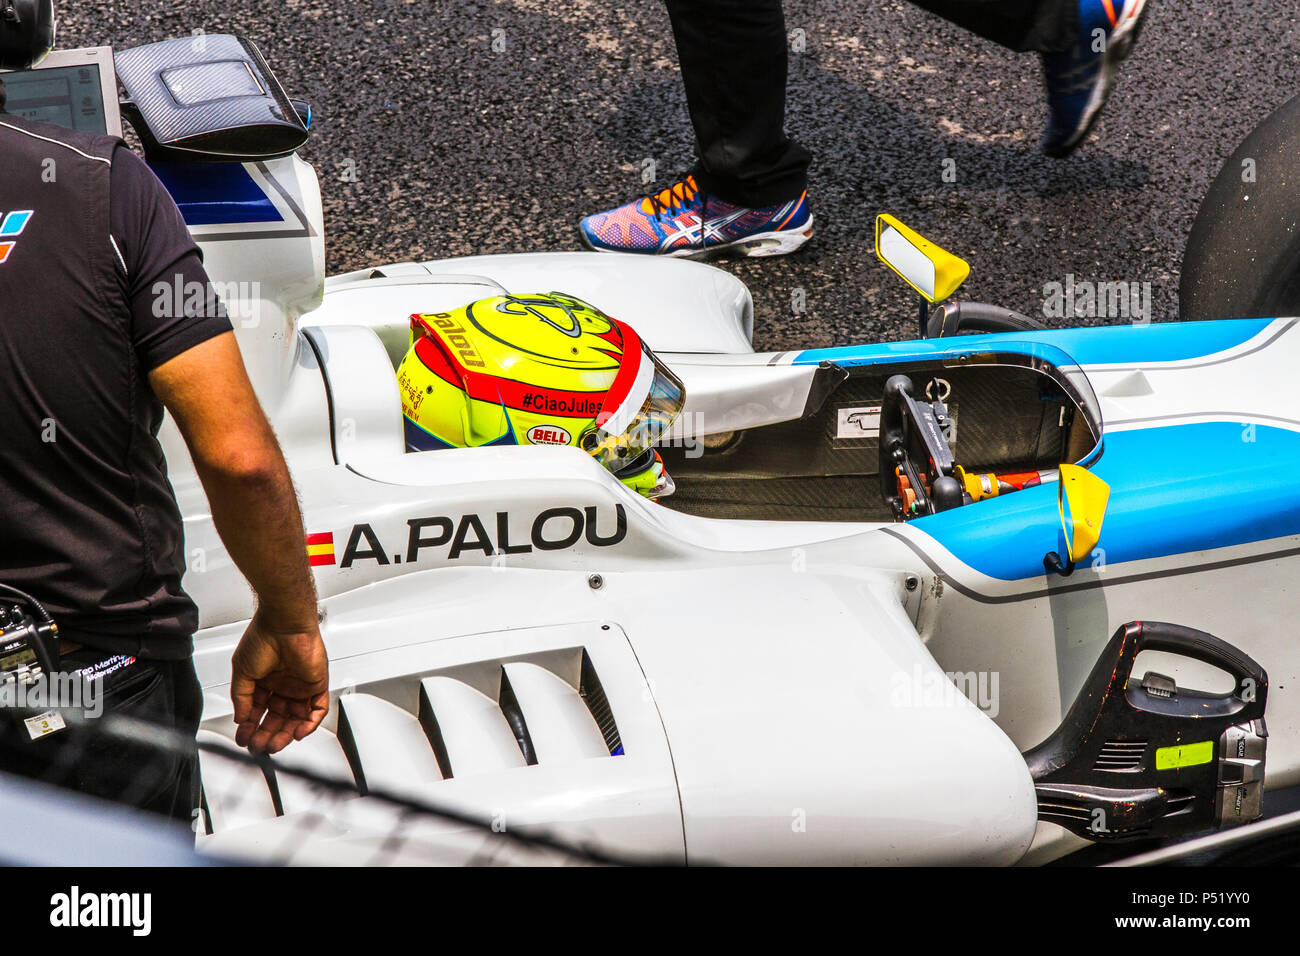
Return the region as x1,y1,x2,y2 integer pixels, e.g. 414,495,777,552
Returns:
63,1,1300,351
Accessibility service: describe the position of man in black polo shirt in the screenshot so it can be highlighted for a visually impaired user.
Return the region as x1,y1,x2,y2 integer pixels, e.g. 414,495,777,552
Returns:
0,8,329,822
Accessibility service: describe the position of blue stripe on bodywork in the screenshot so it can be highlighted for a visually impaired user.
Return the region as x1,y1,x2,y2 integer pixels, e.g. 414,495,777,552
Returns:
913,421,1300,581
793,319,1274,370
150,161,282,226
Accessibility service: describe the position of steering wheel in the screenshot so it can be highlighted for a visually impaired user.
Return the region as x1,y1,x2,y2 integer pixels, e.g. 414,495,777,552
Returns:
877,374,964,519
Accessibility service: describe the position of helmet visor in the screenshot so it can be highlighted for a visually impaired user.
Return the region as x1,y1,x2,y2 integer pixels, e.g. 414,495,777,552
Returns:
585,336,684,471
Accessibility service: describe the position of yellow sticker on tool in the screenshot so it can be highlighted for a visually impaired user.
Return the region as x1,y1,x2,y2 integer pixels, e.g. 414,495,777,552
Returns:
1155,740,1214,770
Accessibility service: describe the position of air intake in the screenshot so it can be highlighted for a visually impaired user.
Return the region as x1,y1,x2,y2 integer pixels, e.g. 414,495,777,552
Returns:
1093,739,1147,772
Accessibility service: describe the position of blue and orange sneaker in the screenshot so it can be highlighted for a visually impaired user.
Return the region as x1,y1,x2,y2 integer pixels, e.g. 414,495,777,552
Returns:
579,175,813,258
1040,0,1151,158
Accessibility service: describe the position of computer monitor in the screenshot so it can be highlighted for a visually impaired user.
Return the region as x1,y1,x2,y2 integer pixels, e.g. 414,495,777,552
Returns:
0,46,123,138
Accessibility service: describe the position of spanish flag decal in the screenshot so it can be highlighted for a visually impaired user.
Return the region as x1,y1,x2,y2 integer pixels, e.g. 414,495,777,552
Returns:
306,532,336,567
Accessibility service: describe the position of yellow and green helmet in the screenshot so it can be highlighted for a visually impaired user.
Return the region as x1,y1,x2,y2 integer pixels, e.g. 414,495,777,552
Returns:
396,292,685,499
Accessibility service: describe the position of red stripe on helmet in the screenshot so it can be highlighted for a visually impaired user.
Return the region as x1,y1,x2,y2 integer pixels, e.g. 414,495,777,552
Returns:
596,319,645,430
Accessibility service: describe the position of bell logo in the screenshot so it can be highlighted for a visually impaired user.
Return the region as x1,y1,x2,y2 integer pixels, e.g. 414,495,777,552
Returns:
0,210,34,264
526,424,572,446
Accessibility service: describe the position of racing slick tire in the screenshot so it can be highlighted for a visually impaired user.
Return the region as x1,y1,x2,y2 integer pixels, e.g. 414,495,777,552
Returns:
1181,92,1300,320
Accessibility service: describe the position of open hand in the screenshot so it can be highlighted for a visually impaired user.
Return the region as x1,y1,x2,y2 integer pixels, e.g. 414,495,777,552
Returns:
231,609,329,754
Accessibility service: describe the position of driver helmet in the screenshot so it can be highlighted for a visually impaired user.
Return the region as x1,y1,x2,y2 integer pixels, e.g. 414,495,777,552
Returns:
0,1,56,71
396,292,685,499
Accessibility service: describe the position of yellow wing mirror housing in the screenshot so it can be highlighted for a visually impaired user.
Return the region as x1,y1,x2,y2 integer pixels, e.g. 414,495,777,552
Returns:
1044,463,1110,576
875,214,971,337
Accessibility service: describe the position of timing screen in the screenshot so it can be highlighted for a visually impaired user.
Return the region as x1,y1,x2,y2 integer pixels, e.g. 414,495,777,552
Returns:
1,64,107,135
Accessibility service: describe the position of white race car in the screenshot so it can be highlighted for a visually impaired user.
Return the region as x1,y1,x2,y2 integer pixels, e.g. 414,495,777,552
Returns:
55,34,1300,865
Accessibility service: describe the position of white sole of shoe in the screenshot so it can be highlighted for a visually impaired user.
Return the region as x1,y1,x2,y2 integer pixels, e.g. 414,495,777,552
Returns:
669,214,816,260
579,215,814,259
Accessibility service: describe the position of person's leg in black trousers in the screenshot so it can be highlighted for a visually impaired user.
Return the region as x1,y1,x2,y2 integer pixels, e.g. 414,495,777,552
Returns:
913,0,1151,156
664,0,1076,205
579,0,815,259
578,0,1152,255
0,651,204,827
665,0,810,209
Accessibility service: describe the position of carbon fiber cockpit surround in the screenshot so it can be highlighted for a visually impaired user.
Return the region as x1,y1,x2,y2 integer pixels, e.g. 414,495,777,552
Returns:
660,361,1084,522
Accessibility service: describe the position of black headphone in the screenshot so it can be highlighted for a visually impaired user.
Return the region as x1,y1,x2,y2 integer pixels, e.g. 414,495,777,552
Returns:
0,0,56,71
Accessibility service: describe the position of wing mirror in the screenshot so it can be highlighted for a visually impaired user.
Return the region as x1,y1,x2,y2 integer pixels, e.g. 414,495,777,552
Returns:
1044,463,1110,576
874,214,970,337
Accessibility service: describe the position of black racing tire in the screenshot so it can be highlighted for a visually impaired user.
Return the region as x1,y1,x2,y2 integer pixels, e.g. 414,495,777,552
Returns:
1181,92,1300,320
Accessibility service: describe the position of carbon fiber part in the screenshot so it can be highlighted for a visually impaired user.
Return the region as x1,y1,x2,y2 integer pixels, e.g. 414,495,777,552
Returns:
115,34,306,162
661,362,1072,522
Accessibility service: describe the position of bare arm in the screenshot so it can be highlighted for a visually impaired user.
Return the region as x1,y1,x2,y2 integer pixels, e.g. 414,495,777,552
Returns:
149,331,328,753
